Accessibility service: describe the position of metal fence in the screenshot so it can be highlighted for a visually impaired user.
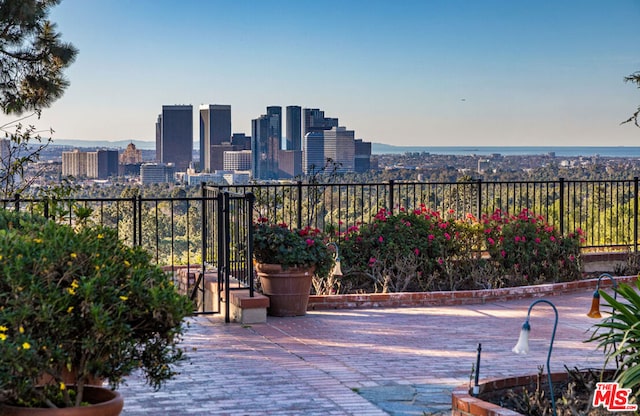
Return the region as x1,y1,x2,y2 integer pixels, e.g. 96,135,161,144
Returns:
2,177,639,272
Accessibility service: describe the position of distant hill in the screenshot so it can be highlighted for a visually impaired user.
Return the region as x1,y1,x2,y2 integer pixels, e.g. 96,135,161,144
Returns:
51,139,155,150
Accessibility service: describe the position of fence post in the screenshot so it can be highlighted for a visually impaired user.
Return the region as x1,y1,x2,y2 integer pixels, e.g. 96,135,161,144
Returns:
559,178,565,235
131,196,138,246
388,180,395,214
13,193,20,212
222,192,231,323
246,192,255,297
476,178,482,220
201,183,208,271
296,181,303,229
635,177,639,253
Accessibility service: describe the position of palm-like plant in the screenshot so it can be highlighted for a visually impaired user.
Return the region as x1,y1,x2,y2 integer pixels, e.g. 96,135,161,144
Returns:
588,278,640,400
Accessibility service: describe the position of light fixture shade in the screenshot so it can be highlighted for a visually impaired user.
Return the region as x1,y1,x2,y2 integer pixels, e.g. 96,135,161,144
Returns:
332,258,343,277
512,321,531,355
587,291,602,319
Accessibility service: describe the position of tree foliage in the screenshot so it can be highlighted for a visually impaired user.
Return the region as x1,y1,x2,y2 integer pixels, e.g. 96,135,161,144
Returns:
623,71,640,128
0,0,77,115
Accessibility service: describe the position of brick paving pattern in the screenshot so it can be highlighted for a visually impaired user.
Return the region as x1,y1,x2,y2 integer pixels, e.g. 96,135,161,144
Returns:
119,290,613,415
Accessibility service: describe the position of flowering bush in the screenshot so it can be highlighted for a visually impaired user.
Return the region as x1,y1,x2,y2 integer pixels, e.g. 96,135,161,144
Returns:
337,207,583,293
0,210,193,408
253,218,334,278
482,208,582,283
339,206,486,292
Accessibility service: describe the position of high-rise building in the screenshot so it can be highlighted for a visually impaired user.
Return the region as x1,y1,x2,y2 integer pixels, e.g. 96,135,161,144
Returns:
87,150,118,179
354,139,372,173
155,114,162,162
210,143,242,172
302,132,325,174
286,106,301,151
251,115,280,179
231,133,251,150
278,150,302,178
160,105,193,171
199,104,231,172
223,150,252,171
302,108,339,139
323,127,355,173
267,106,282,149
62,150,88,177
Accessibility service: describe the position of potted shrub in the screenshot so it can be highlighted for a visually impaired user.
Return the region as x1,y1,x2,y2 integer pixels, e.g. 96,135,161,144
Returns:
253,218,334,316
0,210,193,414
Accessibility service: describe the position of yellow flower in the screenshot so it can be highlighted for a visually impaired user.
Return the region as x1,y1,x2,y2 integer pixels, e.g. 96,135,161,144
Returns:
0,325,7,332
70,252,77,259
119,296,128,301
67,288,76,295
71,280,79,289
97,233,104,239
19,326,24,334
0,333,7,341
95,265,100,271
67,306,74,313
124,260,131,267
33,238,43,243
60,382,66,391
22,342,30,349
0,254,3,260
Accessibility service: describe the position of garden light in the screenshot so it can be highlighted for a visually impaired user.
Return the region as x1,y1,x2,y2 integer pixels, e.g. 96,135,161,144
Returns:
587,273,617,319
512,299,558,416
326,242,343,277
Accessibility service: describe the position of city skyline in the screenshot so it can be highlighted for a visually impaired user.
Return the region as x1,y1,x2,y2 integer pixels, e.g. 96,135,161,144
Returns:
0,0,638,147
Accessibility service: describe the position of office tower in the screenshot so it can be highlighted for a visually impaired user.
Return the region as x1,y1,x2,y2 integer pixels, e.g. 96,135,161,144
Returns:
223,150,252,171
266,106,282,150
87,150,118,179
231,133,251,150
278,150,302,178
286,106,301,151
251,114,279,180
140,163,175,184
354,139,372,173
323,127,355,173
160,105,193,171
210,142,241,172
155,114,162,162
302,108,339,139
200,104,231,172
302,132,325,174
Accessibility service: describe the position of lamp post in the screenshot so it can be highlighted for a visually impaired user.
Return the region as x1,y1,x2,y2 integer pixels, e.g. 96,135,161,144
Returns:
512,299,558,416
587,272,619,368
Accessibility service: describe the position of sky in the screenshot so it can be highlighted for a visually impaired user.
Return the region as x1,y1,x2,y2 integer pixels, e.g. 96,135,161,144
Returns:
5,0,640,148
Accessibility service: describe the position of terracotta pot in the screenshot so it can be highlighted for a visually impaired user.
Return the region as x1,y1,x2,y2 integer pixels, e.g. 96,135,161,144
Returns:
0,385,123,416
256,263,315,316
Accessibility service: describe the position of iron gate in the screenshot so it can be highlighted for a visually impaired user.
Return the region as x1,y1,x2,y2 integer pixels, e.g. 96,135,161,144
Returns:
192,186,254,321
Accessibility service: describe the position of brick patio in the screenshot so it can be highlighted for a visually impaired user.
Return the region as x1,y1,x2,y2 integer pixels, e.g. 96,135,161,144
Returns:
118,283,629,415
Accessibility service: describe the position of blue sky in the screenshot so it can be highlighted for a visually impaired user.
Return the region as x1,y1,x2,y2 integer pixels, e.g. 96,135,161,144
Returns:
8,0,640,147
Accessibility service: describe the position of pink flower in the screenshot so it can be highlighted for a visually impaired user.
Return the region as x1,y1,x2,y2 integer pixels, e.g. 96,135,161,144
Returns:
501,250,506,258
521,236,526,242
444,233,451,240
305,239,314,247
535,237,541,244
413,248,420,256
487,237,495,245
515,236,521,243
437,258,444,265
550,236,556,242
368,257,377,266
569,254,575,262
378,236,384,243
428,234,435,241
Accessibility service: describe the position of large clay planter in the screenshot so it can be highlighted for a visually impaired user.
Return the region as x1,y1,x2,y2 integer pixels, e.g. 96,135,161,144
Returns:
0,385,124,416
256,263,315,316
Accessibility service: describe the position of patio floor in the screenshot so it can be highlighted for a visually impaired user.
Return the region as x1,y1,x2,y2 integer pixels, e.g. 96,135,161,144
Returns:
119,289,613,415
